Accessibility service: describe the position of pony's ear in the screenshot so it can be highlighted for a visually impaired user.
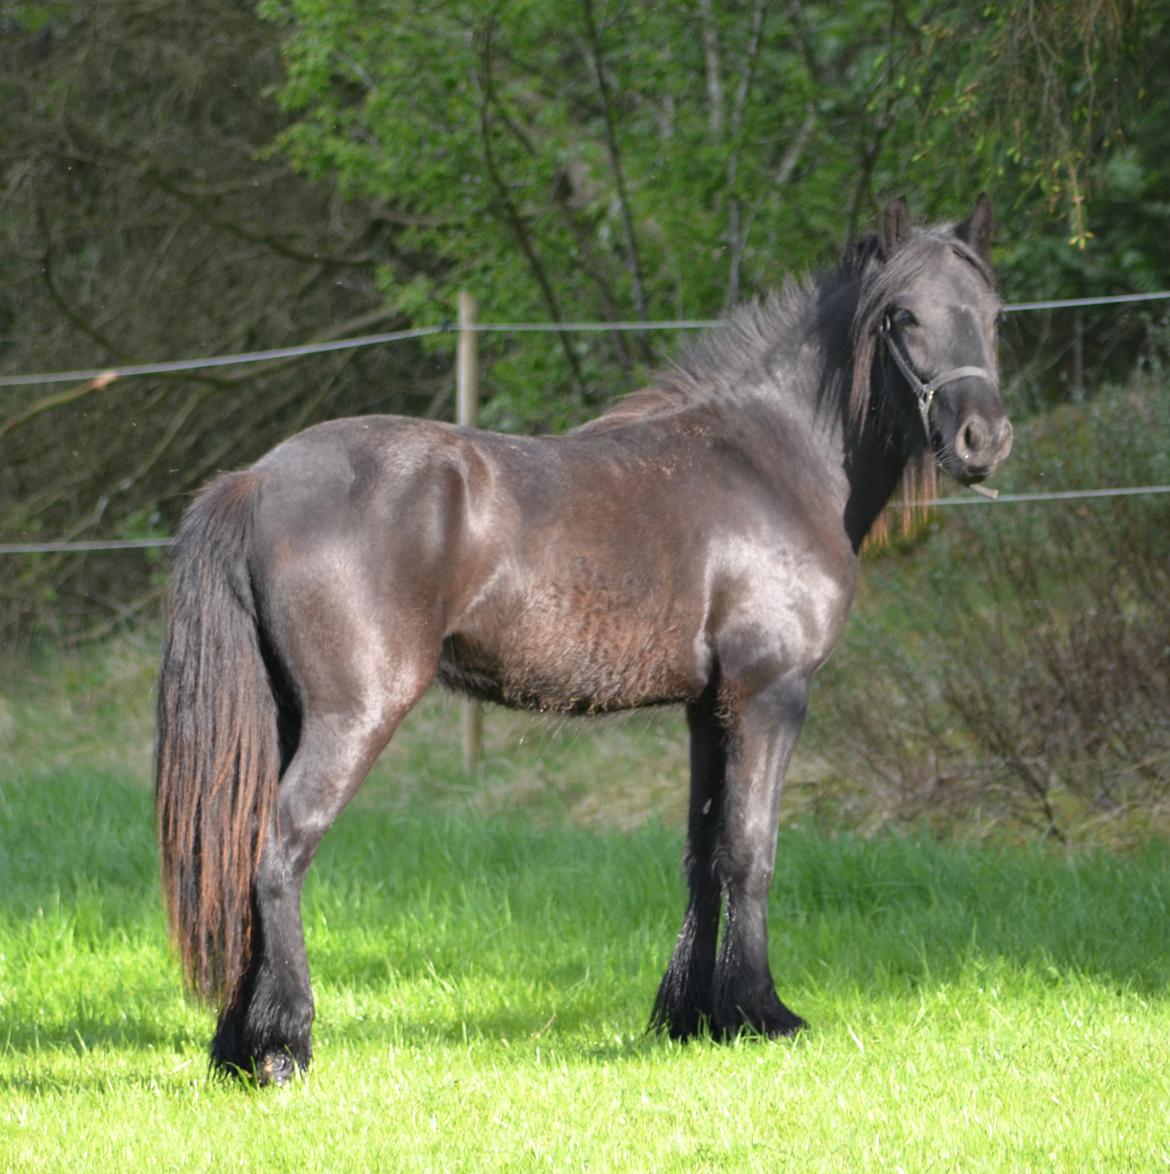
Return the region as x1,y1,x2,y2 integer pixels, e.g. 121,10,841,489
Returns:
955,192,993,260
880,197,912,258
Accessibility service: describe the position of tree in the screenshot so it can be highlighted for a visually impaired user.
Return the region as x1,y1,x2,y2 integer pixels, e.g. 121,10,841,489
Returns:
0,0,437,637
259,0,1168,426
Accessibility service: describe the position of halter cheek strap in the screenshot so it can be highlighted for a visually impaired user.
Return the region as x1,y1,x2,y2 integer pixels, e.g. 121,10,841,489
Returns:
880,316,998,441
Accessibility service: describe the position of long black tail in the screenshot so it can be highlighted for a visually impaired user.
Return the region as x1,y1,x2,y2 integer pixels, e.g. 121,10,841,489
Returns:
155,470,280,1007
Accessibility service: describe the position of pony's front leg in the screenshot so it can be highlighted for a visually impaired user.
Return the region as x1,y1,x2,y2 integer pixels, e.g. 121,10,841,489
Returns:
711,672,809,1039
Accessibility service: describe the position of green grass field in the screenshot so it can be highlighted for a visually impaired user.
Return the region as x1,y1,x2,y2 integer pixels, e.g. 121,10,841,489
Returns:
3,638,1170,1170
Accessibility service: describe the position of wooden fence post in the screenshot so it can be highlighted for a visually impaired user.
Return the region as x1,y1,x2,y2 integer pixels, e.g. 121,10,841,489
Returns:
457,291,483,772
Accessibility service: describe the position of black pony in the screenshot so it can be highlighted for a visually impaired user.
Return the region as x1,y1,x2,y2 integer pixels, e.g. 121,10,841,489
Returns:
156,197,1012,1083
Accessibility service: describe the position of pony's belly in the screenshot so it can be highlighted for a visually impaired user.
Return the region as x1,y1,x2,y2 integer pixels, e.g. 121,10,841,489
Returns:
438,583,708,714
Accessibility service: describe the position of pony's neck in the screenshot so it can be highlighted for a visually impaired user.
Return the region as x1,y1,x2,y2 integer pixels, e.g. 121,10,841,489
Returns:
840,398,911,551
812,273,915,552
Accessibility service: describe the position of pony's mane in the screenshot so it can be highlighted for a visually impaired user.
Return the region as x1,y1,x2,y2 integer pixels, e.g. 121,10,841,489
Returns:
575,220,993,438
571,281,823,435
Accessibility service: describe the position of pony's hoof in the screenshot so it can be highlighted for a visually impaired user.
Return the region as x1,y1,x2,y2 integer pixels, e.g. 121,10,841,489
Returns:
256,1052,298,1087
767,1008,808,1039
715,998,808,1041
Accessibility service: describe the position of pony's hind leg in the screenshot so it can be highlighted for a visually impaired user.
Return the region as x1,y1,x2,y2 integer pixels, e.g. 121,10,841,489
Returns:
651,686,726,1039
211,694,418,1084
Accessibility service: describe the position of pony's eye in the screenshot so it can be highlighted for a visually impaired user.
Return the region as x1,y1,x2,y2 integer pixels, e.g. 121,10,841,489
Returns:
892,308,917,328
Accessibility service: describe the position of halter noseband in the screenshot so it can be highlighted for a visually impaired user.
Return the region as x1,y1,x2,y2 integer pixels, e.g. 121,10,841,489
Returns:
880,315,998,441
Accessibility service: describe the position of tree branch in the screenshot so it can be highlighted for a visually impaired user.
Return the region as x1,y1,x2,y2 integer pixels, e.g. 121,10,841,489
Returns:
0,304,406,439
0,373,119,439
730,0,769,142
697,0,726,136
581,0,652,352
722,0,770,309
35,200,131,363
475,18,587,397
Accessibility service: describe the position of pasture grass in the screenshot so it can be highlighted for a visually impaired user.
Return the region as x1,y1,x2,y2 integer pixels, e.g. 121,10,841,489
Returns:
4,753,1170,1170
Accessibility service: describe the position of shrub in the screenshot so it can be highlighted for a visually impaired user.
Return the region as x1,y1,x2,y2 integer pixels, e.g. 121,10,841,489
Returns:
809,371,1170,843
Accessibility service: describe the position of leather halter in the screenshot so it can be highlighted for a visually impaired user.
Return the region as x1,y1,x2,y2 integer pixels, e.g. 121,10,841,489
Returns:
880,315,999,441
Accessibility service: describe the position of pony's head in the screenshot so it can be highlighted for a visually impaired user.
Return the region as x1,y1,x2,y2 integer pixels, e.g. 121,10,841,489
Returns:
851,194,1013,488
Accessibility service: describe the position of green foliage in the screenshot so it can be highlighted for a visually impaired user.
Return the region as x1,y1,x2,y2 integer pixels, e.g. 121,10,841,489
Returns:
258,0,1169,427
2,2,72,33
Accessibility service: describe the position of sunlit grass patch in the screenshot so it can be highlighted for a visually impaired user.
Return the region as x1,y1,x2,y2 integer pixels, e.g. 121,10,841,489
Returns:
3,768,1170,1168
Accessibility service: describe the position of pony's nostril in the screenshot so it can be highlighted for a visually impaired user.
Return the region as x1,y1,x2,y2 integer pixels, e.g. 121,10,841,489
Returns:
957,417,991,462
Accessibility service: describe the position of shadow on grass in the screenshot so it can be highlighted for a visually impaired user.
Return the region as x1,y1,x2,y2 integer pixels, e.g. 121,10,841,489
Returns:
3,769,1170,1073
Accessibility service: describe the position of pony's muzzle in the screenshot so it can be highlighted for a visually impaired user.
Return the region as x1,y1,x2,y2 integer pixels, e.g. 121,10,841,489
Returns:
954,412,1012,481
